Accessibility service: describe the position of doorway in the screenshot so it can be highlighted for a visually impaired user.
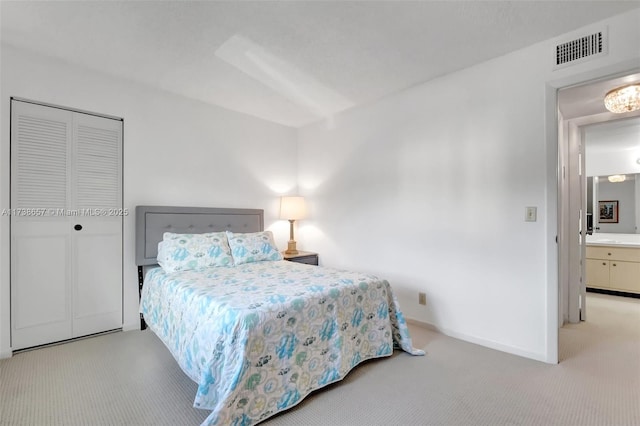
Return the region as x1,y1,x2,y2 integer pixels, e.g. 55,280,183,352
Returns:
557,73,640,361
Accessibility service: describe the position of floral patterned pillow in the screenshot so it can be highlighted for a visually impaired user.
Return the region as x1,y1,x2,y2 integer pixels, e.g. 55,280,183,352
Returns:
226,230,283,265
157,232,234,273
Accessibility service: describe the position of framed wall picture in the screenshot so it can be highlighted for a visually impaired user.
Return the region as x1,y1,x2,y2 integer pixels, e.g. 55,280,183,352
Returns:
598,200,619,223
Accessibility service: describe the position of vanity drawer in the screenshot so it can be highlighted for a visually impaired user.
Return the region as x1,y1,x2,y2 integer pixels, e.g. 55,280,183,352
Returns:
586,246,640,262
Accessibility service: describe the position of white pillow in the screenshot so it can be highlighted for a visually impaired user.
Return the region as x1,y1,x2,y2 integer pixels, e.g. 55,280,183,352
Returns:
157,232,234,273
226,230,283,265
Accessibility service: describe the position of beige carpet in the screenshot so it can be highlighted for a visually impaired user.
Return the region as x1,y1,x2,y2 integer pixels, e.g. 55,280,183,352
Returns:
1,293,638,426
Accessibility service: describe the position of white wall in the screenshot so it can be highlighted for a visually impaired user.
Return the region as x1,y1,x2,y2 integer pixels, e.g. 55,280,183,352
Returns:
297,10,640,362
586,150,640,177
585,118,640,177
0,44,297,357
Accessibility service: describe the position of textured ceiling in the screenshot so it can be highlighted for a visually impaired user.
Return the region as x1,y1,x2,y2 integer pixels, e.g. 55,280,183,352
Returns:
1,1,639,127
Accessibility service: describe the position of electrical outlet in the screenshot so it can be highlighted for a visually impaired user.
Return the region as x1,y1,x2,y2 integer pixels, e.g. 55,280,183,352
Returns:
418,292,427,305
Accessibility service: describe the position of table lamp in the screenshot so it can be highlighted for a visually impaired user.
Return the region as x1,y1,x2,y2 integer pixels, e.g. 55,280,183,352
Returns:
279,196,307,254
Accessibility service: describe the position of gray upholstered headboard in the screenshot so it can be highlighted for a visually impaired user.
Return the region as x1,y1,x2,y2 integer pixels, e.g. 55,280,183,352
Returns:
135,206,264,266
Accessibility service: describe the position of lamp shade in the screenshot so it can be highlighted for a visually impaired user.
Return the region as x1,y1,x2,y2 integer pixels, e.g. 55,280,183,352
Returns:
279,196,307,220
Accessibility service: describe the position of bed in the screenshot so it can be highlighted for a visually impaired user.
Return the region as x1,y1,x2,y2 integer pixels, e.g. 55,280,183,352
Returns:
135,206,424,425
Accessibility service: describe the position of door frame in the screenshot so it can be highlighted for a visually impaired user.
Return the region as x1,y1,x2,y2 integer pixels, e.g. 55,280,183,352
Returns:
560,116,592,325
548,60,640,364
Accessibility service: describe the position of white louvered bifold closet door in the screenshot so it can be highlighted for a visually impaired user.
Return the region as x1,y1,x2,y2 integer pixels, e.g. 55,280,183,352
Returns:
11,100,123,351
11,102,72,349
71,113,123,338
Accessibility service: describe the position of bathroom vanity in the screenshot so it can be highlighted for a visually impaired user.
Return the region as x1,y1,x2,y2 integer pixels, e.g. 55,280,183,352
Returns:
586,234,640,296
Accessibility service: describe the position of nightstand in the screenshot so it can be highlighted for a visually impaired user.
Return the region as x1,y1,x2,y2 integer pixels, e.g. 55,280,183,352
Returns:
282,250,318,266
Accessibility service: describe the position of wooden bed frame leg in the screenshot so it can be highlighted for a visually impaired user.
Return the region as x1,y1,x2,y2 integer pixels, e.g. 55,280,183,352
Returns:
138,265,147,330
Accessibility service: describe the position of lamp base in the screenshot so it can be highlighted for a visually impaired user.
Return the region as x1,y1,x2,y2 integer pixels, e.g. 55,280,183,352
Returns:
284,240,298,255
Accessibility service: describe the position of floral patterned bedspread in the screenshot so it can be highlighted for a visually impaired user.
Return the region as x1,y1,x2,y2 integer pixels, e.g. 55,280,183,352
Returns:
140,260,424,425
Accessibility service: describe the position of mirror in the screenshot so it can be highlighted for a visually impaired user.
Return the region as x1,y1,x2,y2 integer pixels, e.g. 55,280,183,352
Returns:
587,174,639,233
585,117,640,234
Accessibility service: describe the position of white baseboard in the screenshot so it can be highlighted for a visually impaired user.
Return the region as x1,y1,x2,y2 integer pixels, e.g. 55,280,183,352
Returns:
406,317,548,363
0,348,12,359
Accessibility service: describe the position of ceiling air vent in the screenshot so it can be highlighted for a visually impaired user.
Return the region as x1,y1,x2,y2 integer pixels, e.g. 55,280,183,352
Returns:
554,29,607,69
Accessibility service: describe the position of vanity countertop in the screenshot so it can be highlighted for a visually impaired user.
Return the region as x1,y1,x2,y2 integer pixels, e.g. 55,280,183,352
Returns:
586,233,640,248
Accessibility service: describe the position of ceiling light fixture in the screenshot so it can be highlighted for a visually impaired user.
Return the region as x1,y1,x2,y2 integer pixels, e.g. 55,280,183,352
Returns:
608,174,626,183
604,84,640,113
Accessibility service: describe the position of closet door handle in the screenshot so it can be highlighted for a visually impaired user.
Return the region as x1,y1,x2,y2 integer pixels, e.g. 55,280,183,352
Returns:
74,224,83,231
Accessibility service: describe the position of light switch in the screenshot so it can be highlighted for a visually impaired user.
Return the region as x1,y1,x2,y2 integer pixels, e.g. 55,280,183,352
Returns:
525,206,537,222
